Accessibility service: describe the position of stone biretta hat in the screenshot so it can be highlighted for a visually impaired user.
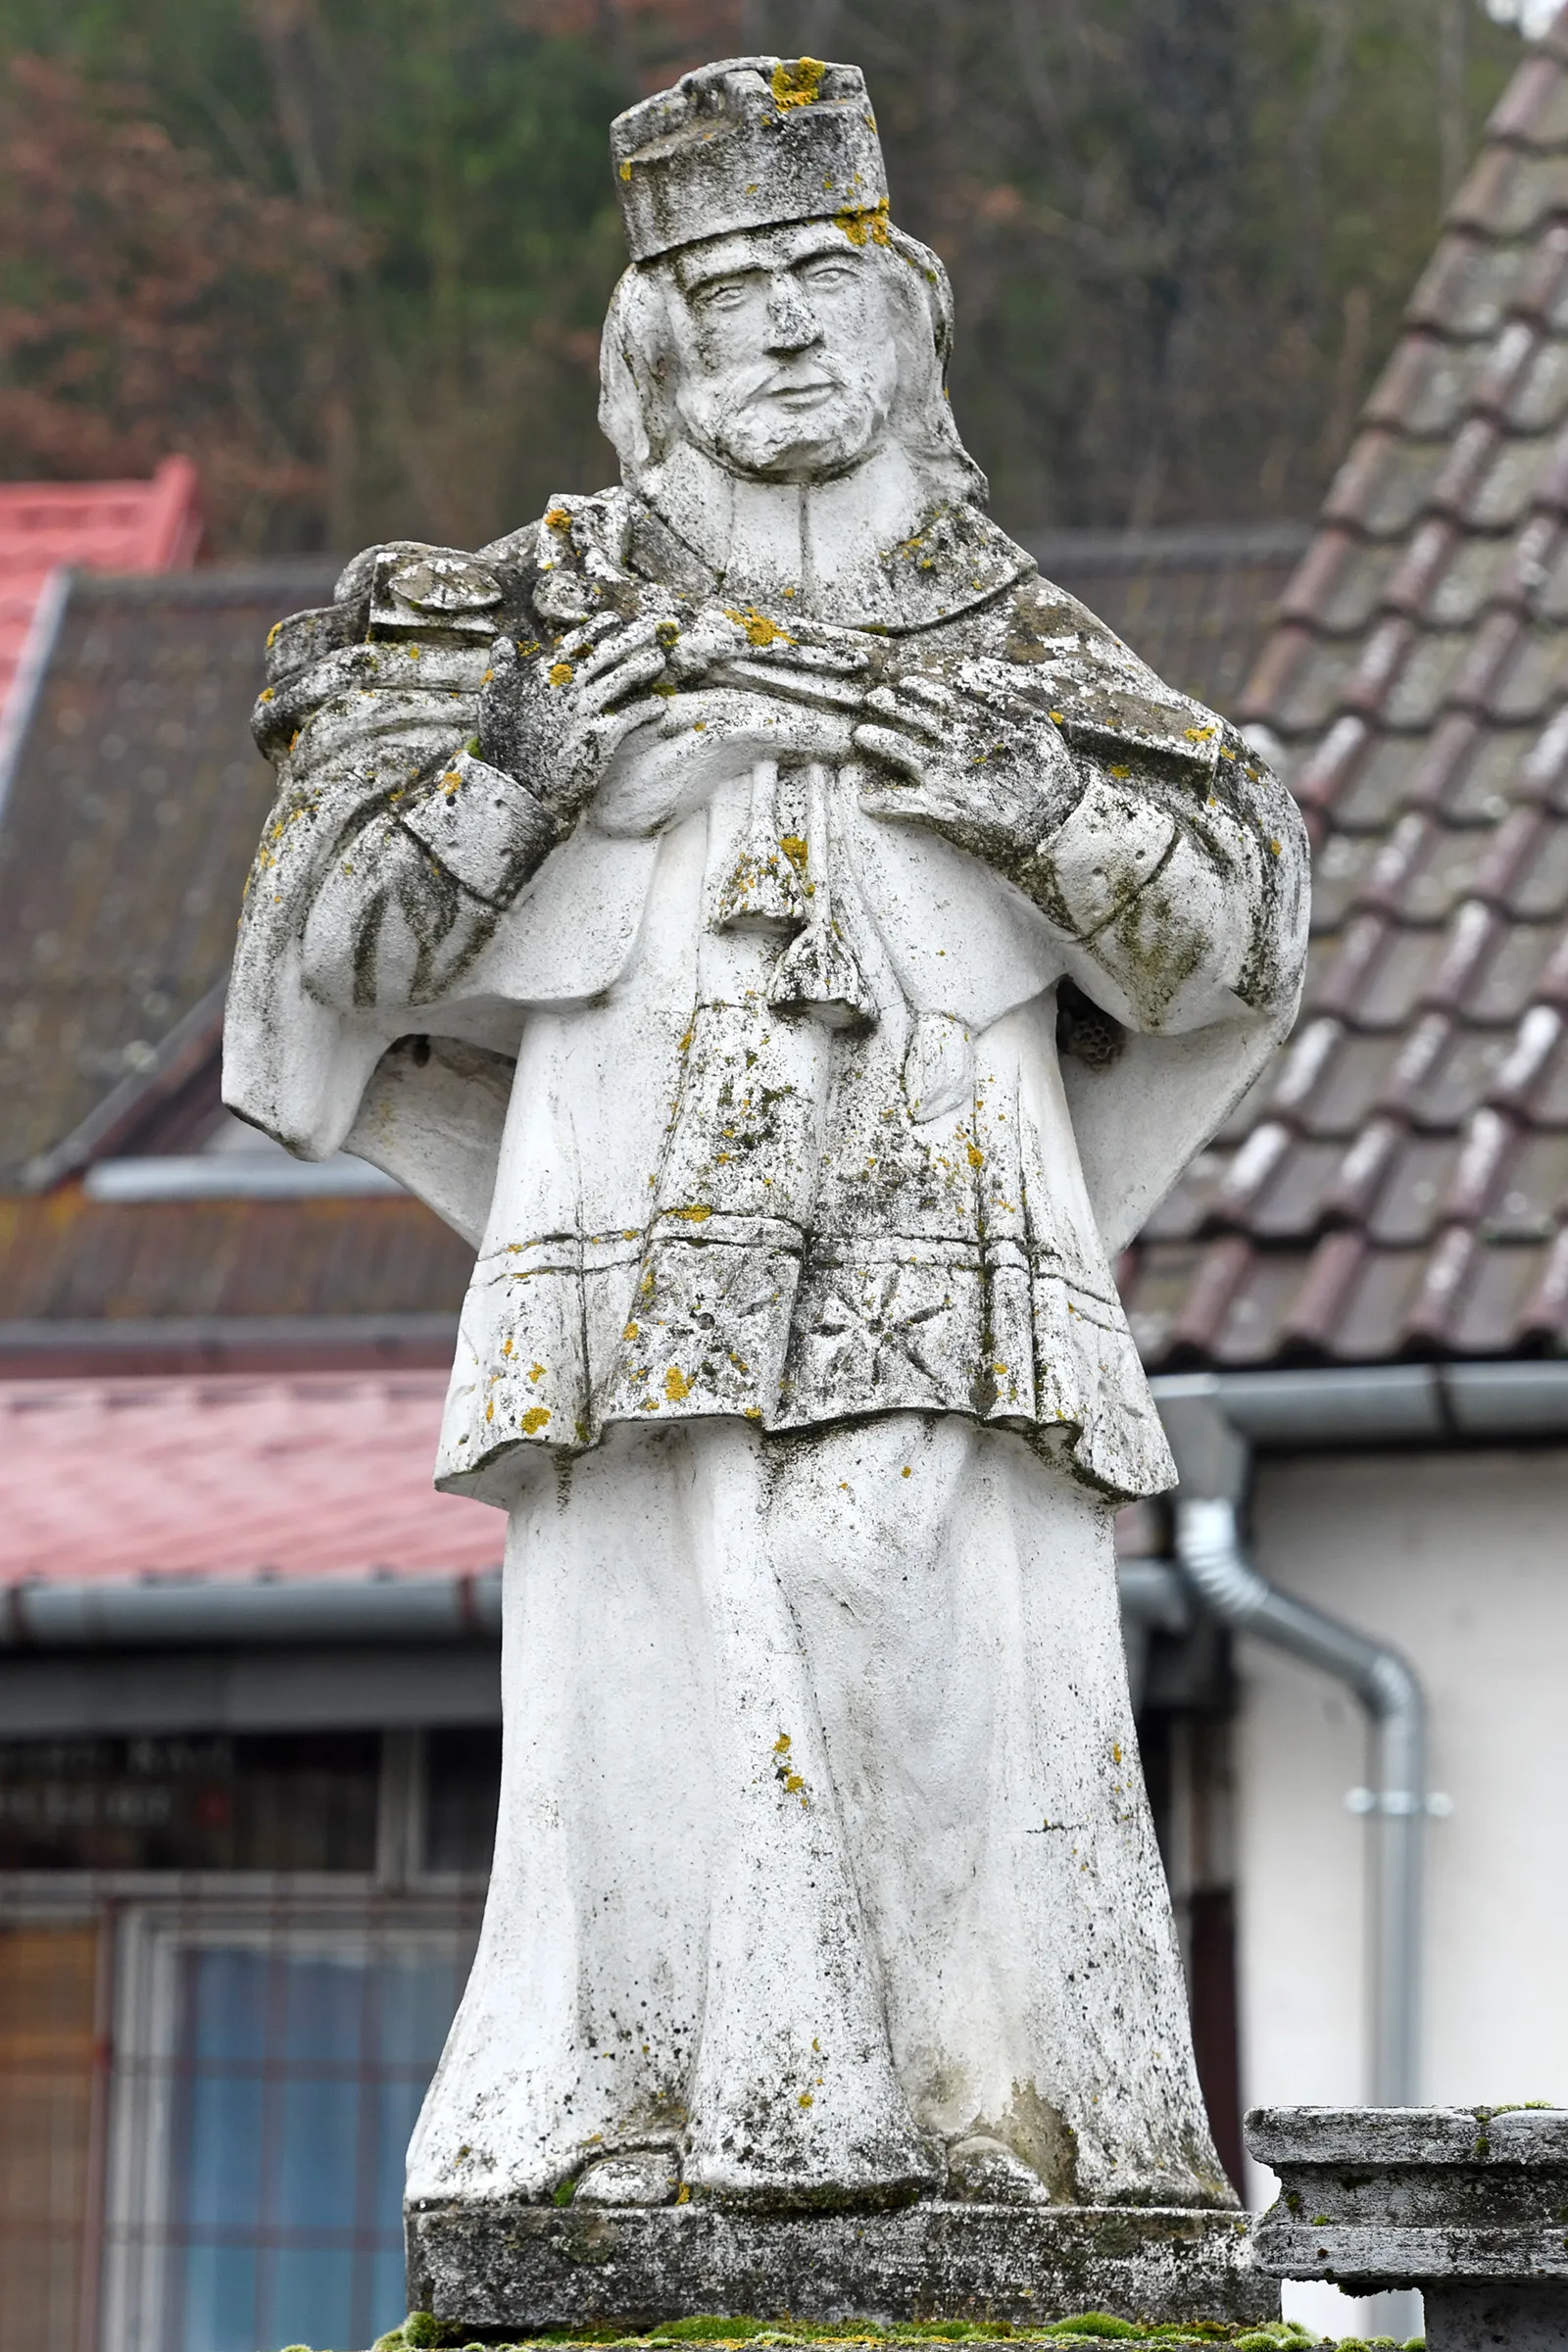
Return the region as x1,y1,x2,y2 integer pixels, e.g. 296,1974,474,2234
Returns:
611,57,887,265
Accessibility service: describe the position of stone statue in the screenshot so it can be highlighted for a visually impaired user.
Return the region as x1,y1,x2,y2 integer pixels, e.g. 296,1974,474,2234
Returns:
226,55,1306,2326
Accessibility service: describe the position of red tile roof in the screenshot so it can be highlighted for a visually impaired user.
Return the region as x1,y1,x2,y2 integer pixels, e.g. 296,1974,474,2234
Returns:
0,1372,501,1586
1124,10,1568,1369
0,456,201,719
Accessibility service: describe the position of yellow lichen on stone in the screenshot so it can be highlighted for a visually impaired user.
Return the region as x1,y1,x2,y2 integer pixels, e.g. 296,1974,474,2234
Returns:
664,1365,692,1402
670,1202,711,1221
618,160,632,181
771,56,825,109
724,604,796,647
834,197,891,247
545,507,573,532
548,661,574,686
520,1405,552,1434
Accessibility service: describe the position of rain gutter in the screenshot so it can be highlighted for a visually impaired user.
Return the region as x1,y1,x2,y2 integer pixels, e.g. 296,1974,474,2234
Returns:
1142,1361,1568,2107
0,1571,502,1650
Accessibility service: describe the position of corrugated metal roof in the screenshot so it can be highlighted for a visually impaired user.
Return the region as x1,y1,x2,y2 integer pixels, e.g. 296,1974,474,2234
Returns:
1124,10,1568,1368
0,1372,501,1586
0,459,202,719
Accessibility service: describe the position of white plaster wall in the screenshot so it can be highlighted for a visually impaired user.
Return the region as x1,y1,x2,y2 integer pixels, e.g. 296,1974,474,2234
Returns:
1235,1445,1568,2334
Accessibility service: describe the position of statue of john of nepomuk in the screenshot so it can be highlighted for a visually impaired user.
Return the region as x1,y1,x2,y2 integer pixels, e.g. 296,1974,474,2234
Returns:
227,55,1306,2233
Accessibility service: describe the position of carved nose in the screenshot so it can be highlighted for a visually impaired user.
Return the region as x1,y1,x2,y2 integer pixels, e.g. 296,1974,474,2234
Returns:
763,284,820,351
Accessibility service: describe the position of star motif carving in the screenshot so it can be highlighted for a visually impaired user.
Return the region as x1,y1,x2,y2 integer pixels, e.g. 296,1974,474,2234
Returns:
809,1268,951,1391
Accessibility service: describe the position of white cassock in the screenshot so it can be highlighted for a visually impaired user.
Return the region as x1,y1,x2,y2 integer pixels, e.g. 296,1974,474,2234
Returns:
224,493,1305,2214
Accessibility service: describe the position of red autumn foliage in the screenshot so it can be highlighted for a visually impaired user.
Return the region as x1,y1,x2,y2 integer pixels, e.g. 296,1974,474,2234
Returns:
0,53,363,543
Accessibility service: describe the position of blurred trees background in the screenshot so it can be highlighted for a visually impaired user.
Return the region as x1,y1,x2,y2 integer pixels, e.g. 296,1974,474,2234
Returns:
0,0,1529,550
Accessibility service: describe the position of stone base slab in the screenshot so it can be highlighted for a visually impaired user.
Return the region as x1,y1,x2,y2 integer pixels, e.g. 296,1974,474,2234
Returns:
405,2200,1273,2332
1247,2104,1568,2352
1425,2281,1568,2350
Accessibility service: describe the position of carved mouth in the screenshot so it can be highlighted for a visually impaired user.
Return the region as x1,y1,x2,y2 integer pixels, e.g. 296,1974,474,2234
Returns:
759,378,839,410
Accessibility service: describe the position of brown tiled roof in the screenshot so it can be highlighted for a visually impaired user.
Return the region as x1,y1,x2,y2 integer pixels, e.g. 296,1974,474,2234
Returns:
1124,17,1568,1370
0,559,481,1348
0,563,335,1184
0,1190,469,1323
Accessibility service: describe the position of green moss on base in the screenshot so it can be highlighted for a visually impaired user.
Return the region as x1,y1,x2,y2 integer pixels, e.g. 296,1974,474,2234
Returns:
358,2318,1366,2352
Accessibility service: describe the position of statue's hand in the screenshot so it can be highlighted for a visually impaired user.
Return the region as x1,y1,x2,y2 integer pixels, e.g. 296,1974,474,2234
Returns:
854,678,1084,878
477,611,724,833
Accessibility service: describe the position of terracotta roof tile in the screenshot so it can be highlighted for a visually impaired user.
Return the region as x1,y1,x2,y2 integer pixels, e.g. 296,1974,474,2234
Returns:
1489,617,1568,716
1307,1031,1413,1134
1324,431,1452,538
1280,1230,1368,1352
1365,335,1494,436
1209,1250,1313,1366
1247,1139,1348,1240
1503,333,1568,428
1402,1223,1483,1345
1329,1245,1429,1360
1406,232,1535,340
1473,921,1561,1018
1486,51,1568,147
1308,830,1387,930
1450,1235,1555,1349
1447,144,1568,242
1363,1124,1476,1242
1268,635,1366,734
1442,725,1538,820
1519,1222,1568,1331
1463,432,1552,528
1379,629,1468,727
1408,1025,1516,1126
1120,1241,1212,1361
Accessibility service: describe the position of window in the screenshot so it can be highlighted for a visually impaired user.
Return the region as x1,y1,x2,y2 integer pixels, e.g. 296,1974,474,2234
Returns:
0,1736,381,1873
103,1911,478,2352
421,1726,501,1876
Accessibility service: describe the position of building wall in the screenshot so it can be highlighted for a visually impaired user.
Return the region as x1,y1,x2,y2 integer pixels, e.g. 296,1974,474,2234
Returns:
1236,1444,1568,2331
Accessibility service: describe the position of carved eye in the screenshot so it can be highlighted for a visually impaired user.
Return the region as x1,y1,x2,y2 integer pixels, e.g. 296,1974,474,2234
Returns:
695,279,749,313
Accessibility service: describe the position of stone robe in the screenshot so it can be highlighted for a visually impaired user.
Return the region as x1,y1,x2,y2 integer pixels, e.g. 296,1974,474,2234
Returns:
224,482,1306,2214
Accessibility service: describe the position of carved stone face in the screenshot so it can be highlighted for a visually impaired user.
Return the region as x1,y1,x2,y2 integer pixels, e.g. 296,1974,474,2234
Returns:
667,220,904,484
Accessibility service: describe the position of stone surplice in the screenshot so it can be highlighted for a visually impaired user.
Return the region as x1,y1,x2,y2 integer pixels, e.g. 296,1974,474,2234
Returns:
224,54,1306,2329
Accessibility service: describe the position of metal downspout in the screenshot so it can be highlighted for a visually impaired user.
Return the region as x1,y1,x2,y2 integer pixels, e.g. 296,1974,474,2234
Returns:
1156,1382,1430,2107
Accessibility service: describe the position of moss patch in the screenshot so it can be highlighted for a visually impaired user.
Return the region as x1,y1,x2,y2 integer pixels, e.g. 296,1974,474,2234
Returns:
358,2319,1400,2352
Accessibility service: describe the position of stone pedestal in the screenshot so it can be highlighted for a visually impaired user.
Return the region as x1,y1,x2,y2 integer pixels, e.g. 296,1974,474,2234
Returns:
406,2200,1276,2333
1248,2104,1568,2349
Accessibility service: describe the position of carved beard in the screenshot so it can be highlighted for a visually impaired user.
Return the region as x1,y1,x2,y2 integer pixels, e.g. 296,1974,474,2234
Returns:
673,355,890,483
